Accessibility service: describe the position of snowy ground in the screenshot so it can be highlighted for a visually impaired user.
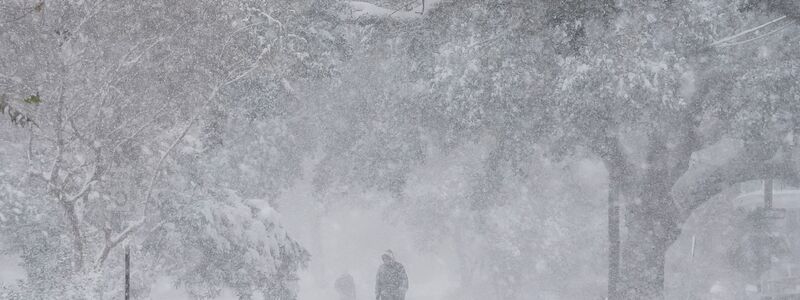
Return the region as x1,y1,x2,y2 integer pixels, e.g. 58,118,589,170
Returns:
147,188,460,300
0,255,24,285
278,177,460,300
0,186,459,300
287,207,457,300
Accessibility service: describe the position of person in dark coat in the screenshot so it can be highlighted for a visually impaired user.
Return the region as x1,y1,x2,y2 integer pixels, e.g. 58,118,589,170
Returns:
335,272,357,300
375,250,408,300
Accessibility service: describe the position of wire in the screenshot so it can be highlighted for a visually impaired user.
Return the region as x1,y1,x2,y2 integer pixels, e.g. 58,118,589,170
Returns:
716,23,793,48
711,15,789,47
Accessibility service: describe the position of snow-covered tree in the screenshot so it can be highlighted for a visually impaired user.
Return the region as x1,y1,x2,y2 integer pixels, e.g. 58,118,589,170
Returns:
313,0,800,298
0,1,338,298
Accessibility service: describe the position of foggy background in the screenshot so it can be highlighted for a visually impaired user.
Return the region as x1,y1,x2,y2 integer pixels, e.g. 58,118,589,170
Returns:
2,0,800,299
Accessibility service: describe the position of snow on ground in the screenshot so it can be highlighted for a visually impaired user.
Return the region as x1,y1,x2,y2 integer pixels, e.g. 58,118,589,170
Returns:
278,178,459,300
136,176,462,300
0,150,457,299
291,208,457,300
345,0,443,21
0,254,24,286
1,186,458,300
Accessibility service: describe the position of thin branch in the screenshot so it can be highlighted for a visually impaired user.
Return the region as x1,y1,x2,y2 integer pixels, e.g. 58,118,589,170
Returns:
108,114,199,254
47,85,67,184
0,4,36,25
143,114,199,213
64,118,103,204
95,217,145,267
65,166,98,204
219,20,272,58
468,16,524,51
121,37,165,67
389,0,419,17
110,102,169,150
223,47,270,87
67,0,109,43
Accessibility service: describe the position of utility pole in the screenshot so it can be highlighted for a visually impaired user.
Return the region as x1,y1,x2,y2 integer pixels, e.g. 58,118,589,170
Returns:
764,178,773,209
125,245,130,300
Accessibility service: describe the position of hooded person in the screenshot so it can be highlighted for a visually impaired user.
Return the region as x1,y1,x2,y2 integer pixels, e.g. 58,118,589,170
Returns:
335,272,356,300
375,250,408,300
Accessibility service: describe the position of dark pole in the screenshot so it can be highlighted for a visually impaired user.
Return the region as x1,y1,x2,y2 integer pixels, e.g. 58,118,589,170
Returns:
125,245,130,300
764,178,773,209
608,183,620,300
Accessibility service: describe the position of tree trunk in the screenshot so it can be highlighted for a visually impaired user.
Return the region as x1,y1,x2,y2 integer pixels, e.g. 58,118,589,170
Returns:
607,183,621,300
125,245,131,300
619,185,681,299
619,151,681,300
619,216,671,299
60,200,85,270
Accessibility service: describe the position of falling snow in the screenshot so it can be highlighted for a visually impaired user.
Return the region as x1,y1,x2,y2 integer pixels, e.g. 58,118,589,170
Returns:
1,1,800,299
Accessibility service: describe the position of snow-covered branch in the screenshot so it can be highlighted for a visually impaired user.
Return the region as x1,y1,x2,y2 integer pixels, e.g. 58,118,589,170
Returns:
672,138,800,221
224,47,270,87
64,119,102,204
94,114,198,266
109,103,167,150
0,94,35,127
143,114,198,213
344,0,440,23
95,217,145,267
65,167,98,204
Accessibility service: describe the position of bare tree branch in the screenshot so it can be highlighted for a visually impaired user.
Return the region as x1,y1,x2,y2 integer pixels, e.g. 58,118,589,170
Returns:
143,113,200,214
95,217,145,267
672,138,799,221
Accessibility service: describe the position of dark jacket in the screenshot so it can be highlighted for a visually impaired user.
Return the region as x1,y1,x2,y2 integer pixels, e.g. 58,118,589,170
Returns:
335,273,356,300
375,260,408,300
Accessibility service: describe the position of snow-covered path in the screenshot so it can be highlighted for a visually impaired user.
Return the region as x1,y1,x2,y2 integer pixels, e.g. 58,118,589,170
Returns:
278,181,459,300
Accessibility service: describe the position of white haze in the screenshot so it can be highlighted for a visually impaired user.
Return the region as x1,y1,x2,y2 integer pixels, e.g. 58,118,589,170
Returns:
2,1,800,300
